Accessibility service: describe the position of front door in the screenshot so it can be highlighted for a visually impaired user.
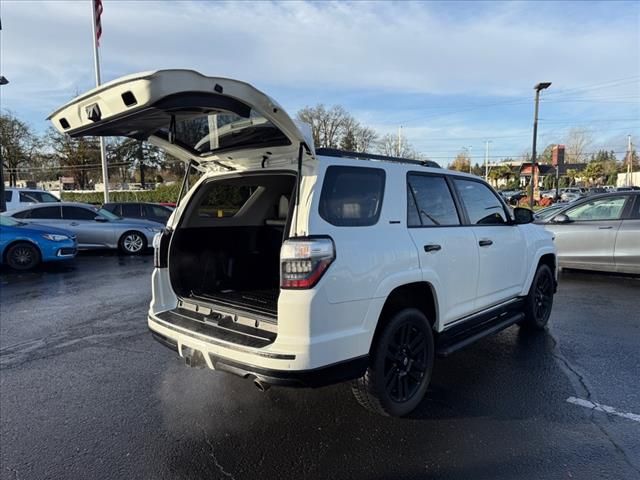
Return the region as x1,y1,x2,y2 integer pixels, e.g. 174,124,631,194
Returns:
406,173,479,326
549,195,629,269
61,206,113,247
451,178,526,311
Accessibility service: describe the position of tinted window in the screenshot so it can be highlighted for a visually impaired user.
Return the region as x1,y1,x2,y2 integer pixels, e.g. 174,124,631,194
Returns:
566,196,627,221
454,179,508,225
19,191,40,203
145,204,171,220
407,174,460,226
631,196,640,219
62,206,97,220
29,206,62,219
5,191,12,202
38,192,60,203
319,166,385,227
121,204,141,218
197,184,256,218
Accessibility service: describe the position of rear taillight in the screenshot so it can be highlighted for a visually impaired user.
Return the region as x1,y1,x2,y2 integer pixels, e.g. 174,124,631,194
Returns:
280,237,335,289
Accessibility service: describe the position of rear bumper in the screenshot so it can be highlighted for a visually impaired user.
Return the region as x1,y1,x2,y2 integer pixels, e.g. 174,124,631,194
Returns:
150,328,367,388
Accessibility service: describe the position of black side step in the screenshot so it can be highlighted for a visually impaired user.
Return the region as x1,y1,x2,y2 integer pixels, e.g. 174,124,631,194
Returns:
436,299,525,357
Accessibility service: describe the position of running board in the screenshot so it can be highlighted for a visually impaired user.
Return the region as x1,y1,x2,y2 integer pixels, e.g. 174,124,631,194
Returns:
436,302,525,357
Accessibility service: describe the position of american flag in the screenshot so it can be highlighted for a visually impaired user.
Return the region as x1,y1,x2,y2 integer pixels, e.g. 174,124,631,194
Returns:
94,0,103,46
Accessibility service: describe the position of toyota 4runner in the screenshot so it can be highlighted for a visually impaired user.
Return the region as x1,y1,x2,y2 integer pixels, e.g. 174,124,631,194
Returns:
50,70,557,416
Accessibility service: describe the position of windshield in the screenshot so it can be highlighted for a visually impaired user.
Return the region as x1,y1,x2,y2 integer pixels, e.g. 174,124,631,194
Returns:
0,215,24,227
158,111,290,156
95,208,121,221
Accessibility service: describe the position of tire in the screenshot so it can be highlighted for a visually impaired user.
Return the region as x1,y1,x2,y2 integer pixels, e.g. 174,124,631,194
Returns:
520,264,554,330
351,308,434,417
6,242,41,271
118,231,147,255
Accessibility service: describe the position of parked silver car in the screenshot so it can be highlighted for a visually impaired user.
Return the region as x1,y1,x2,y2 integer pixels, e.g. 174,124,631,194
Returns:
2,202,162,254
536,192,640,274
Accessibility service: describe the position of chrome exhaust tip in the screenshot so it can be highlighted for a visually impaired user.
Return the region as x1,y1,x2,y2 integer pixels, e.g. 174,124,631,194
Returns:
253,379,271,392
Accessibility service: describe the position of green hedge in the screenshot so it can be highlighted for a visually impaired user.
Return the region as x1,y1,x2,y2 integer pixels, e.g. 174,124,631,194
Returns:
61,183,181,204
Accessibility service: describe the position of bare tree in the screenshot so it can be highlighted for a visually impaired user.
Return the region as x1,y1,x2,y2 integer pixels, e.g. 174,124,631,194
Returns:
448,151,471,172
47,127,101,189
376,133,426,159
297,104,350,148
566,128,593,164
340,117,378,153
0,111,40,186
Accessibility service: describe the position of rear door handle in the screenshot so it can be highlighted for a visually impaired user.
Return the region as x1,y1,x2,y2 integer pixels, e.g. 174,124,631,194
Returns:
70,222,80,226
424,244,441,253
598,226,612,229
479,239,493,247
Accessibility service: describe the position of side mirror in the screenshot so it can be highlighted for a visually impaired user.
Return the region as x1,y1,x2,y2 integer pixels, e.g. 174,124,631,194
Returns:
552,214,571,224
94,216,108,222
513,207,534,224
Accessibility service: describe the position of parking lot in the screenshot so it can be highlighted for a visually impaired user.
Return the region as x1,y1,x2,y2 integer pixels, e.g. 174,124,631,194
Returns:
1,253,639,480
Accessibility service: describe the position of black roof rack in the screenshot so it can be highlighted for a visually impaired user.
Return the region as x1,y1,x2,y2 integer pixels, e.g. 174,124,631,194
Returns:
315,148,441,168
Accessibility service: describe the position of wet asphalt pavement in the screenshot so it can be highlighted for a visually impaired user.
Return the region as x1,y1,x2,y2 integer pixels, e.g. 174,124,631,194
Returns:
1,253,639,480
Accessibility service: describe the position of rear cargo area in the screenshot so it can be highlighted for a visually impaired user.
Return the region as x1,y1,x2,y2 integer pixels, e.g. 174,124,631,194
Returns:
169,173,296,319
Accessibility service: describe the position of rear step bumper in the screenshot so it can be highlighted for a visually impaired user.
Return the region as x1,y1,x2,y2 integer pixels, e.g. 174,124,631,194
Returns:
150,328,368,388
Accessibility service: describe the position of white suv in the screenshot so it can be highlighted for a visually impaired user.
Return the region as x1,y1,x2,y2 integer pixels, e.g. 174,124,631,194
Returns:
50,70,557,416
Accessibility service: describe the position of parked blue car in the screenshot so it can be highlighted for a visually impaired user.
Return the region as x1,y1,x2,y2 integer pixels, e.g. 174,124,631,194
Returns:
0,215,77,270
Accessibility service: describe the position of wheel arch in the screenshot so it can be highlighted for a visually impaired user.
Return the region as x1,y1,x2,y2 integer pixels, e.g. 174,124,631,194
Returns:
367,281,439,356
2,239,42,264
521,249,557,295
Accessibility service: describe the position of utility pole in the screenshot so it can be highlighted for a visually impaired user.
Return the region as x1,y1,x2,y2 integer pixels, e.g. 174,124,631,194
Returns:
0,18,6,213
484,140,491,181
627,135,632,187
529,82,552,209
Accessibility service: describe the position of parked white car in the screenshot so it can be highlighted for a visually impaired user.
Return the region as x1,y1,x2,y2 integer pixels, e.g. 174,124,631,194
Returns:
50,70,557,416
4,188,60,211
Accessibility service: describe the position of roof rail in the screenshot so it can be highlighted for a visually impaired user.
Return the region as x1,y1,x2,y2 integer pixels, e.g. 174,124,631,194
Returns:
315,148,441,168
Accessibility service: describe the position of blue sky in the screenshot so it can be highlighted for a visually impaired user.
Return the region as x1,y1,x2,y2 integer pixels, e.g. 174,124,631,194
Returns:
1,0,638,166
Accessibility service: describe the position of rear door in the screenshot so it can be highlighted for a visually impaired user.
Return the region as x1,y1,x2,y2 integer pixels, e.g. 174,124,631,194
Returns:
451,177,527,311
15,205,64,228
549,195,628,269
406,172,478,325
48,69,316,172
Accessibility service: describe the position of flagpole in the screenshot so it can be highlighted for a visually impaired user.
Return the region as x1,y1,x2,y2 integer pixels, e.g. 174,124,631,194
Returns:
91,0,109,203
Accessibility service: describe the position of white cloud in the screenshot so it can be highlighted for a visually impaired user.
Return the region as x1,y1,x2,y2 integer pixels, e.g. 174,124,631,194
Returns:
1,0,638,158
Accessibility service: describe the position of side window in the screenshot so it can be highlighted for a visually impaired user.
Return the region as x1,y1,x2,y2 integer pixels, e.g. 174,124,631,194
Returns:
121,203,141,218
12,210,30,219
19,192,39,203
29,206,62,219
453,179,508,225
566,196,627,221
319,166,385,227
62,206,96,220
38,192,60,203
4,191,12,202
197,184,256,218
631,196,640,219
407,174,460,226
146,204,171,220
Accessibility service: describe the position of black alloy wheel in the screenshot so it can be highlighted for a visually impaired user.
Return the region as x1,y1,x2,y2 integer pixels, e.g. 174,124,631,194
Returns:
352,308,434,417
384,320,430,403
521,264,554,330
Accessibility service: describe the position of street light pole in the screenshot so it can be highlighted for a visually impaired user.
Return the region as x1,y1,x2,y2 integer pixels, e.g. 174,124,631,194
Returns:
529,82,551,209
484,140,491,181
